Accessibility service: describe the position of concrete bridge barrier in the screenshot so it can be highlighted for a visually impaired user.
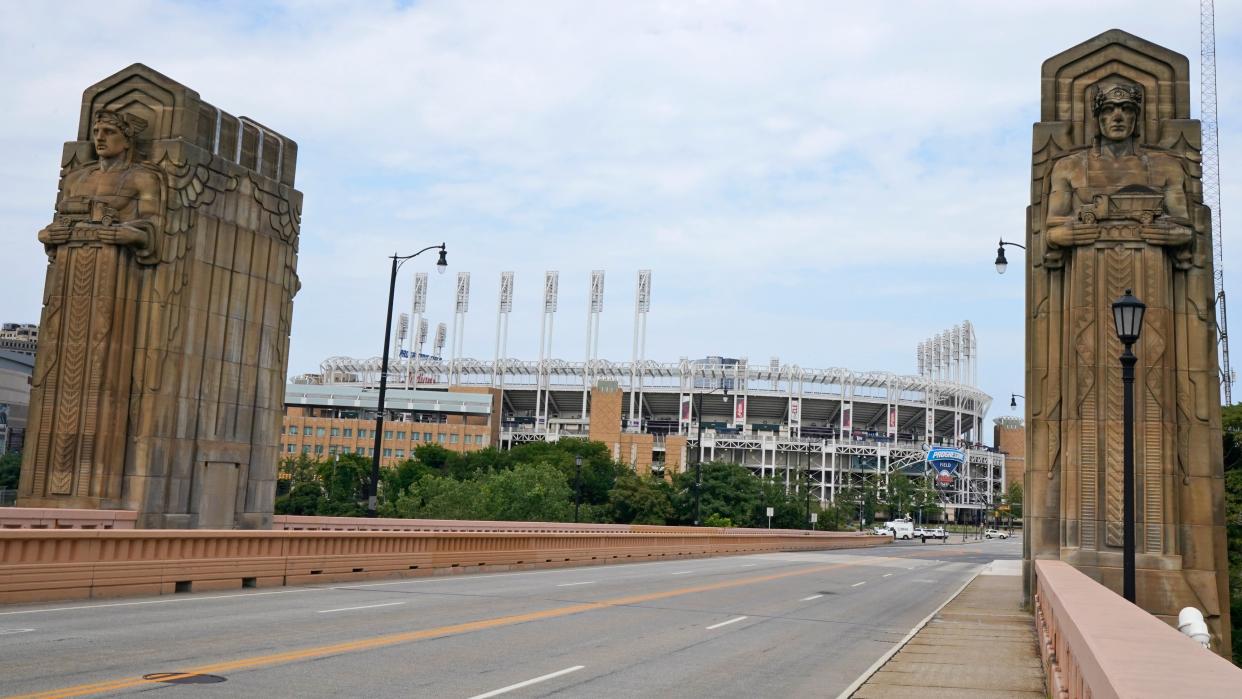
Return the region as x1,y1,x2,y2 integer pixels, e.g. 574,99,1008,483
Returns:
0,527,887,604
1034,559,1241,697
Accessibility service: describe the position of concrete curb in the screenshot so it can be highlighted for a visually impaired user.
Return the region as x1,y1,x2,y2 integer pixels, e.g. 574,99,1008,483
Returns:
833,562,985,699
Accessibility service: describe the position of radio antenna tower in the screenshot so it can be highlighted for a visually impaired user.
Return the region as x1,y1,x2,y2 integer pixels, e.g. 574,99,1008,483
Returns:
1203,0,1233,403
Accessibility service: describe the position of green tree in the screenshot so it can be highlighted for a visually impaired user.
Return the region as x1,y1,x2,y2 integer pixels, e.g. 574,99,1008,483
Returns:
0,451,20,490
672,461,764,527
316,454,370,516
1221,403,1241,664
1006,481,1024,520
390,473,482,520
607,472,674,524
884,475,917,521
478,462,573,522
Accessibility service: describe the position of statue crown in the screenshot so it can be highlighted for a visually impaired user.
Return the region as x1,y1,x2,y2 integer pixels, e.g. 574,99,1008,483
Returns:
92,109,148,140
1092,83,1143,115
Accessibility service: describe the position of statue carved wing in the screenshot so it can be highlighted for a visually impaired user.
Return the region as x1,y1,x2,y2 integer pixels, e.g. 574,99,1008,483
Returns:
248,172,301,243
136,154,238,393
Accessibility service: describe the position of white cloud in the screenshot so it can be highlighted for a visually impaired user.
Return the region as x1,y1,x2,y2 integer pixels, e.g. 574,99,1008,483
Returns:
1,0,1238,433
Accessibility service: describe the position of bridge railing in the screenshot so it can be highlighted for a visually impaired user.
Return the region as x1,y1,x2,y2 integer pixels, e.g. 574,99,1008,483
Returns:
1033,559,1241,698
0,527,887,605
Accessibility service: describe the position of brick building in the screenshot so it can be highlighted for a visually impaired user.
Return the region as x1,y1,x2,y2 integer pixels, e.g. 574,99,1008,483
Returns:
993,416,1025,490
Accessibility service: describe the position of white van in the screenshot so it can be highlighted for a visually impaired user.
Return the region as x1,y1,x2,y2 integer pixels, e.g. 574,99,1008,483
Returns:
883,520,914,540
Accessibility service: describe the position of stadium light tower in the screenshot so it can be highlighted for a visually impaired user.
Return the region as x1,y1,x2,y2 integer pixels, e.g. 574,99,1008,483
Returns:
369,244,447,516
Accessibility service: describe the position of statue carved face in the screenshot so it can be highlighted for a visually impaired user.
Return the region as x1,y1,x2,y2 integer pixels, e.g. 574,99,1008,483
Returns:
92,120,130,159
1097,102,1138,142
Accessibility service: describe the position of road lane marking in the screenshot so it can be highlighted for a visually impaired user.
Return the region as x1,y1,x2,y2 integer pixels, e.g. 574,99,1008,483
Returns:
468,666,584,699
555,582,596,587
851,581,867,587
706,616,748,630
0,589,320,617
0,628,35,635
741,564,756,567
317,602,405,614
915,579,937,583
882,573,893,578
670,571,693,575
800,595,823,601
12,560,867,699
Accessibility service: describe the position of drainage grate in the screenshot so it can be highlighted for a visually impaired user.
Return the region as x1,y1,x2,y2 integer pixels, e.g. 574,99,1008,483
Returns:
143,673,227,685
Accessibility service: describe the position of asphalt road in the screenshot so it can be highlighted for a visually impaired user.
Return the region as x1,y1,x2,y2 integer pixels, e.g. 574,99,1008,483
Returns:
0,536,1022,699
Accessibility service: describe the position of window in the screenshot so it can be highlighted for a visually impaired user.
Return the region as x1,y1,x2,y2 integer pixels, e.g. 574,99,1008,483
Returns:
343,428,353,438
396,431,405,440
328,446,337,455
437,434,445,443
396,449,404,458
357,429,367,439
355,447,364,455
286,425,296,435
412,433,421,442
314,444,323,455
285,444,294,453
383,448,392,457
302,445,311,454
330,427,340,437
449,434,458,444
477,435,486,445
302,426,312,435
424,432,432,441
316,427,325,437
384,430,393,440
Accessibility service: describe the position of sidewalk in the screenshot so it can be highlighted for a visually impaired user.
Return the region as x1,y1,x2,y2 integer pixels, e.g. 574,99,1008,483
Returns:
850,560,1046,698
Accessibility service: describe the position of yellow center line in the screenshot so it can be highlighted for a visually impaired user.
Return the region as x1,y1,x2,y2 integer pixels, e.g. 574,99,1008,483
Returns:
8,559,867,699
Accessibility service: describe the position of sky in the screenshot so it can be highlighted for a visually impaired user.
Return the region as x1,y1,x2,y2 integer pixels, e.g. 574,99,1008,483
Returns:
1,1,1239,441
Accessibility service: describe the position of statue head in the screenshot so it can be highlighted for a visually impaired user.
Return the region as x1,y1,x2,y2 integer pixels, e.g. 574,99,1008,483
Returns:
91,109,148,161
1092,82,1143,143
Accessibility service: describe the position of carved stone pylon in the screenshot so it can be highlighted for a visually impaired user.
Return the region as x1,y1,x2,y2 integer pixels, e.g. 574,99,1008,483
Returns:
18,64,301,529
1023,30,1230,654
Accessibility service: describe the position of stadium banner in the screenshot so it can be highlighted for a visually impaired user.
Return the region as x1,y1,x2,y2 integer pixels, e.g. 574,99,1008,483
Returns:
680,394,692,427
927,446,966,485
887,405,898,437
840,401,853,434
733,396,746,427
789,398,801,428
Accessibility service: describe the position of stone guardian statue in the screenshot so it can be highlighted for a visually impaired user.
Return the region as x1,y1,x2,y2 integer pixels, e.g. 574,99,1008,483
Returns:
19,64,302,529
1024,30,1230,653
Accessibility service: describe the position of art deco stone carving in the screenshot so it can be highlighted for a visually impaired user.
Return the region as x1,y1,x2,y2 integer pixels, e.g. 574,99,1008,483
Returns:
17,64,301,529
1024,30,1230,653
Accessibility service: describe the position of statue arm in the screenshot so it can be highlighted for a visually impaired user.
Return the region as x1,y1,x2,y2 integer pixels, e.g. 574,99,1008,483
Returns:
1045,159,1086,247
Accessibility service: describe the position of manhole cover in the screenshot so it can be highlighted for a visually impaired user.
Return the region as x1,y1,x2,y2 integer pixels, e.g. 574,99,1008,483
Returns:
142,673,227,685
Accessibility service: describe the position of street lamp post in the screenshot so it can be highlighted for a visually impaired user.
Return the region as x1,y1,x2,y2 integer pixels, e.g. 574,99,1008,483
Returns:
1009,393,1024,409
994,239,1026,274
574,454,583,523
1112,289,1146,604
693,383,730,526
368,244,447,516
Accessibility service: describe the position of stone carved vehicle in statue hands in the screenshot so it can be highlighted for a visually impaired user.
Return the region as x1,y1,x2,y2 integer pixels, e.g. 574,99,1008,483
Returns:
1077,184,1165,226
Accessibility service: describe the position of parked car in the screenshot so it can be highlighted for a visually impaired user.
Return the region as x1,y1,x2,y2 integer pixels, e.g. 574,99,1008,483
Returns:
884,520,914,540
929,527,946,539
871,527,891,536
984,528,1009,539
912,527,930,539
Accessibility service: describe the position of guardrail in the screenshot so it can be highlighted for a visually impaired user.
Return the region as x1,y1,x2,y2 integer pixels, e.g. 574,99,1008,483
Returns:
0,528,887,605
273,514,838,537
0,507,138,529
1033,559,1241,698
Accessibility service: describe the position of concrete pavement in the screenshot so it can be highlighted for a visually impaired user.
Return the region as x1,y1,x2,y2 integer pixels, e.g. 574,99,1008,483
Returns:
0,538,1023,698
850,549,1046,698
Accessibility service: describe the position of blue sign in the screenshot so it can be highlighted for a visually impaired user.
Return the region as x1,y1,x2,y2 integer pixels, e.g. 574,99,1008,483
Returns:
926,447,965,465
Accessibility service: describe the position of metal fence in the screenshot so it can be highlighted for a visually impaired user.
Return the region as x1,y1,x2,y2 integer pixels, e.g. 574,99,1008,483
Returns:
0,489,15,506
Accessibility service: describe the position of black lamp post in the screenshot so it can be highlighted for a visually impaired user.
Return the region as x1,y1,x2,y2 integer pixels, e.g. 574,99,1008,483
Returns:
1112,288,1146,604
1010,393,1024,409
368,244,447,516
994,238,1026,275
693,383,730,526
573,454,583,523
